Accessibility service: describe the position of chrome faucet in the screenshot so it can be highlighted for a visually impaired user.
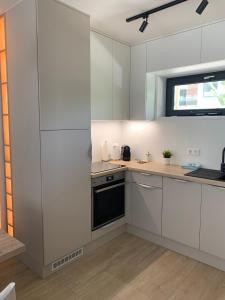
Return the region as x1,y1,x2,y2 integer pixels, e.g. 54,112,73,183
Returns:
221,147,225,173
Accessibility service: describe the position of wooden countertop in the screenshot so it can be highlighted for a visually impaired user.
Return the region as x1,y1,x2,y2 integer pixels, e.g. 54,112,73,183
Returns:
92,160,225,188
0,230,25,263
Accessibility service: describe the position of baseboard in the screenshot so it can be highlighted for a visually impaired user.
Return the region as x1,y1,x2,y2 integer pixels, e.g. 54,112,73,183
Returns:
127,224,225,272
91,218,126,241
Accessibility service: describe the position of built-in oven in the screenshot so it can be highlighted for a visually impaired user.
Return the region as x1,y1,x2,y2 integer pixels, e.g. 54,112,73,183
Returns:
91,172,125,231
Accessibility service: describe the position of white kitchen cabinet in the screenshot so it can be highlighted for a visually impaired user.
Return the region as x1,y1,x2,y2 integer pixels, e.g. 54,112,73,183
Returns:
91,32,113,120
147,28,202,72
6,0,44,265
41,130,91,265
130,44,147,120
38,0,90,130
128,182,162,235
162,177,201,249
91,32,130,120
200,185,225,260
113,41,130,120
5,0,91,276
201,21,225,63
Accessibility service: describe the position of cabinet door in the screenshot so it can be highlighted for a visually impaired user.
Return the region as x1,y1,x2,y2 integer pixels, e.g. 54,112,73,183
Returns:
113,41,130,120
130,44,147,120
41,130,91,265
201,21,225,63
91,32,113,120
200,185,225,260
162,177,201,248
128,182,162,235
147,28,201,72
38,0,90,130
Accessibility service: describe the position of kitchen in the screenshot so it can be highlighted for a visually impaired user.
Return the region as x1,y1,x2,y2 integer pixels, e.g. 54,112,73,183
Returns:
1,0,225,299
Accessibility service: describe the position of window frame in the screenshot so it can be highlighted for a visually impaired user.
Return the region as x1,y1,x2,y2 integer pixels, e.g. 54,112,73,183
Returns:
166,70,225,117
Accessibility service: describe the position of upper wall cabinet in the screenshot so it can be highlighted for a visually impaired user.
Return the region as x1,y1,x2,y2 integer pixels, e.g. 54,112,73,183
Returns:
91,32,113,120
147,28,202,72
130,44,147,120
201,21,225,63
113,41,130,120
91,32,130,120
38,0,90,130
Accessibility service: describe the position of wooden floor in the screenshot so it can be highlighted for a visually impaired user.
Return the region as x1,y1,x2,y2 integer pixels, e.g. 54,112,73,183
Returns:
1,233,225,300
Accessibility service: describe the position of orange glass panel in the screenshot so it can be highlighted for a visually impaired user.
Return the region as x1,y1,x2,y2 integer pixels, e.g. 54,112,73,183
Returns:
5,162,11,178
1,83,8,114
7,209,13,226
4,145,10,162
8,225,14,237
6,178,12,194
0,51,7,83
0,17,5,51
3,115,10,145
6,194,13,210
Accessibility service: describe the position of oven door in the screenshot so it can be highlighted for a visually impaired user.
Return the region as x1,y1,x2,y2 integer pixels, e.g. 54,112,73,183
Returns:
92,179,125,231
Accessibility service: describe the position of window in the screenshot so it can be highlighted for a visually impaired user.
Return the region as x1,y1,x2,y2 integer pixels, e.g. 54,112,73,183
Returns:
166,70,225,117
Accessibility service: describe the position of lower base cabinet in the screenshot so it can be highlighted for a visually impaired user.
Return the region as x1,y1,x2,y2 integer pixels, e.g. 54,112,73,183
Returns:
128,182,162,235
162,177,201,249
200,185,225,260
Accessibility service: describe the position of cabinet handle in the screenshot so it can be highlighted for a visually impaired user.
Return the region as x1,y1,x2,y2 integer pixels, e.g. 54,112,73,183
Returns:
214,186,225,191
173,178,189,183
140,173,153,176
137,183,159,190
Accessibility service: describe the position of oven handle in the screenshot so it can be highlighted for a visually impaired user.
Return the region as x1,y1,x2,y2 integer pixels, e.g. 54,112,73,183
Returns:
95,182,125,194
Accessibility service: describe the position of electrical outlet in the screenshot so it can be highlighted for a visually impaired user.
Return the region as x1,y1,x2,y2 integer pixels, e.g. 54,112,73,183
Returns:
187,148,200,156
193,148,200,156
187,148,192,156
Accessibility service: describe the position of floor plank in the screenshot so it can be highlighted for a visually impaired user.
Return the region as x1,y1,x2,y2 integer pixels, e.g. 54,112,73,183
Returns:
1,233,225,300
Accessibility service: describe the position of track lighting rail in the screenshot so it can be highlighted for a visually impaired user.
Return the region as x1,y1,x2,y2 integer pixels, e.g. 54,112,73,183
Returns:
126,0,209,33
126,0,189,23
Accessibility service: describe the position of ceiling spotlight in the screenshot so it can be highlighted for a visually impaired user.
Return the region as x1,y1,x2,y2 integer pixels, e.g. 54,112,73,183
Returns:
139,17,149,33
196,0,209,15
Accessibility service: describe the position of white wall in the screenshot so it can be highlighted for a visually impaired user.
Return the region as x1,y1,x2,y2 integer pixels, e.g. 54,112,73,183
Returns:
91,121,122,162
122,118,225,170
91,118,225,170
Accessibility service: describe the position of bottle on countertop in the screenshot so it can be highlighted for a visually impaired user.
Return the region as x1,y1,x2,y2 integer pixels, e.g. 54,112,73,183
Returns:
111,143,121,160
101,141,110,162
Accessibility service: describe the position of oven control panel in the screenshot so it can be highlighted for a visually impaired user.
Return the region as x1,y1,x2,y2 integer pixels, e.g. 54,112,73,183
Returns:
91,172,125,187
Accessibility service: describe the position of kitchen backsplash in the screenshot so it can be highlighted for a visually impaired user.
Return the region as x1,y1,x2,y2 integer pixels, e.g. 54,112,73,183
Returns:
91,118,225,169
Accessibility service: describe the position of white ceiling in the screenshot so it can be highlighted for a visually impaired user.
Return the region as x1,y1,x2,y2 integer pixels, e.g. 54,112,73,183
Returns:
0,0,224,45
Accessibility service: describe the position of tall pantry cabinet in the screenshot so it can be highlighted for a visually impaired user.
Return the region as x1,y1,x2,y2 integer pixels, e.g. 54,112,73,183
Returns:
5,0,91,276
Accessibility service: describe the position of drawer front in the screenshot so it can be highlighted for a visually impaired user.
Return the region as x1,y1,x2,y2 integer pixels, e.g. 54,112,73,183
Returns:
129,182,162,235
131,172,162,188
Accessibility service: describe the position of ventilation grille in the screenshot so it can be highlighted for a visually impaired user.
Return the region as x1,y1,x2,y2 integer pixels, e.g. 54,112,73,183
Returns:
52,248,83,271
